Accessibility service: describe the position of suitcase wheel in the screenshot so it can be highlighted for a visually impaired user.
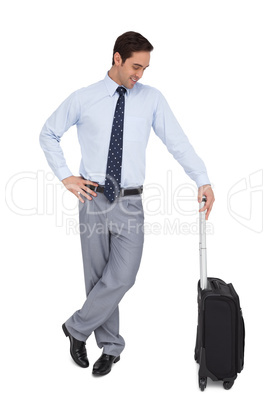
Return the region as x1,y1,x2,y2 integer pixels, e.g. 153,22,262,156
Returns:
223,380,234,390
199,377,207,391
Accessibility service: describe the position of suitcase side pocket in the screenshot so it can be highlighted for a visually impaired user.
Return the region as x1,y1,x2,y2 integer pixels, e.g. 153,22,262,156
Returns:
204,296,237,380
238,309,245,372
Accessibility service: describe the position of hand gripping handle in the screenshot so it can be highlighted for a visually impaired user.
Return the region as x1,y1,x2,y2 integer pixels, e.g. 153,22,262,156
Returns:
199,196,207,290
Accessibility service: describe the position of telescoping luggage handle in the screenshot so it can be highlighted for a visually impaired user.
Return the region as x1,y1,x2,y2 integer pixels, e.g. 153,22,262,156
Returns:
199,195,208,290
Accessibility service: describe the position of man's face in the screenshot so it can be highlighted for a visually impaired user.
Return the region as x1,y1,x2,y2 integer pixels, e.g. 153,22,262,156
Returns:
115,51,150,89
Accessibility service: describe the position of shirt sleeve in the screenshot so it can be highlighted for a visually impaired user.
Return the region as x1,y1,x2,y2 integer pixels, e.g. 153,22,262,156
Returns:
152,91,210,188
39,90,80,181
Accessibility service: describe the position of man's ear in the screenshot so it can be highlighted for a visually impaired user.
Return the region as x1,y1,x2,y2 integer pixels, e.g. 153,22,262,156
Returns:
113,52,123,66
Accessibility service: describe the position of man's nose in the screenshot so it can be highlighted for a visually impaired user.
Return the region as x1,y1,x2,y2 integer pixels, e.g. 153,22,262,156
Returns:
136,70,143,79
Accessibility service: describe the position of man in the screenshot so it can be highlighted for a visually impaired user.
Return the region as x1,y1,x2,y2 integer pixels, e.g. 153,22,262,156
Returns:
40,31,215,376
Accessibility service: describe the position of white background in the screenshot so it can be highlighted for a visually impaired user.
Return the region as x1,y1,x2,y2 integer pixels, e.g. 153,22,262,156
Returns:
1,0,267,400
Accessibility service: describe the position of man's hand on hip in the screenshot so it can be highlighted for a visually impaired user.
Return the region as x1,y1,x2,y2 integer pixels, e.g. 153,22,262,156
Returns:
62,176,99,203
198,184,215,220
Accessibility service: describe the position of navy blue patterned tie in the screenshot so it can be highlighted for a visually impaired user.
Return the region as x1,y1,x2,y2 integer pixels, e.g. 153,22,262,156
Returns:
104,86,126,202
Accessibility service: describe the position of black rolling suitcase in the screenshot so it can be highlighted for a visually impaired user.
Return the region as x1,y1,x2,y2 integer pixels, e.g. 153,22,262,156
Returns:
194,196,245,391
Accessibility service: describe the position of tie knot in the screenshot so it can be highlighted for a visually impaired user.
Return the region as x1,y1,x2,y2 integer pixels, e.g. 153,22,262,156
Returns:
116,86,126,96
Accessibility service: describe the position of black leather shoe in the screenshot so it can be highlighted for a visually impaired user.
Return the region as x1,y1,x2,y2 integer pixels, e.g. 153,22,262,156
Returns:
92,353,120,376
62,323,89,368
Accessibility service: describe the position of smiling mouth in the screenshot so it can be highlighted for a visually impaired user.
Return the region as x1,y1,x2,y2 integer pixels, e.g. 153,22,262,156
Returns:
131,78,138,83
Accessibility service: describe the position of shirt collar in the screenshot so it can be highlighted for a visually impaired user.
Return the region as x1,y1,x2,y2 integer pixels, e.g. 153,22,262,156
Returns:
104,72,130,97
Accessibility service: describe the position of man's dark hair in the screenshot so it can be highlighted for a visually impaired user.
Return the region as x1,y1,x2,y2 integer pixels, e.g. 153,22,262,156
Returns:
112,31,154,65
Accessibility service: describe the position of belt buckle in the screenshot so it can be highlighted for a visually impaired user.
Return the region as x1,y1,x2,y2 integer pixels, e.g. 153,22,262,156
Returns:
120,188,125,197
91,185,98,193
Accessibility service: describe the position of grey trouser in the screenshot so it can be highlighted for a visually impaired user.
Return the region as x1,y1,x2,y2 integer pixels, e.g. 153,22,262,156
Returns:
65,192,144,357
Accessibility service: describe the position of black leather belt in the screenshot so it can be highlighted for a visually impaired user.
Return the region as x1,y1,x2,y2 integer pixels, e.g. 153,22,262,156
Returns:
85,184,143,197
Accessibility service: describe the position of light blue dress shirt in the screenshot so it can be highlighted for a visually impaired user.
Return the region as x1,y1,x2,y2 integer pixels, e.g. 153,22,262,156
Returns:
40,73,210,188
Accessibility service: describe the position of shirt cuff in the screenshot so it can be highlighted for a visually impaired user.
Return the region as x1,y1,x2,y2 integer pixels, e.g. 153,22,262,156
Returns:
195,173,211,188
55,166,73,181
